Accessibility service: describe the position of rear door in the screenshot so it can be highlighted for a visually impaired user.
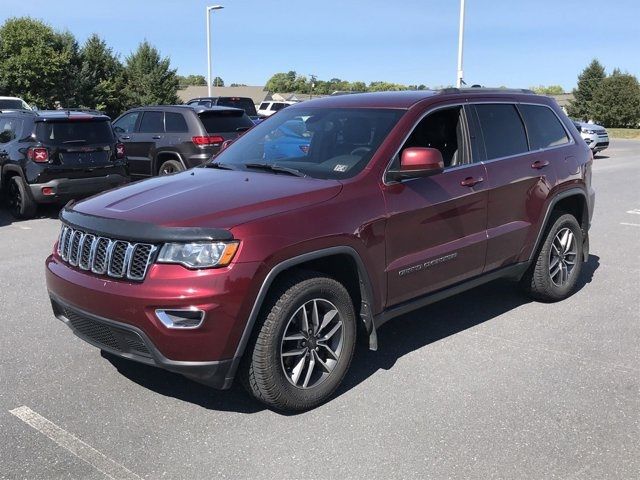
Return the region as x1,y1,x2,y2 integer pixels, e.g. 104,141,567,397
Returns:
383,104,489,306
113,111,145,172
132,110,165,176
37,119,115,168
473,102,562,271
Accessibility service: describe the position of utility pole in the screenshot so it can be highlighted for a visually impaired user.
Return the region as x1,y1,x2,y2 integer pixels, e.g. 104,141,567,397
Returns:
456,0,466,88
206,5,224,97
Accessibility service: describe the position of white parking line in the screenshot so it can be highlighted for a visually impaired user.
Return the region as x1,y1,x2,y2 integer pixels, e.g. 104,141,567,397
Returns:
626,209,640,215
620,222,640,227
9,406,142,480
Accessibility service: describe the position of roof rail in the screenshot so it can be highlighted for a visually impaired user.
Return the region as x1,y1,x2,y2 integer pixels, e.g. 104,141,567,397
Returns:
439,87,535,95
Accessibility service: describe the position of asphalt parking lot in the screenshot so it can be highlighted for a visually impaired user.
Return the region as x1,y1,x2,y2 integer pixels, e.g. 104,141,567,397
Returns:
1,139,639,480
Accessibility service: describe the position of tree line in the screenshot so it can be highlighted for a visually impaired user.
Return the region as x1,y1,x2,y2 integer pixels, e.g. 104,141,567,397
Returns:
567,59,640,128
0,17,181,118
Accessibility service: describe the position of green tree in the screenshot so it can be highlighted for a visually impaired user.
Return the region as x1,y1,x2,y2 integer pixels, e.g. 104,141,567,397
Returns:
0,17,79,108
77,34,125,118
177,74,206,86
123,41,180,107
591,70,640,128
213,76,224,87
530,85,564,95
368,81,408,92
568,59,606,120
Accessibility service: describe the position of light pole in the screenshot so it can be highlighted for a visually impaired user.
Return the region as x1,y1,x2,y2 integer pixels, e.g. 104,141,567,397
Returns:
206,5,224,97
456,0,466,88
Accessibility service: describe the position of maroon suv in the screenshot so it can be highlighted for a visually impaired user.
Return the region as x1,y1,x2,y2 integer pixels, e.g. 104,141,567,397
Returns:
46,89,594,411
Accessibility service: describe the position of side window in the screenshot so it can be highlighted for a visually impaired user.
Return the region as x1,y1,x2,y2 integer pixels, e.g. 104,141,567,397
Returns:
139,111,164,133
0,118,21,143
113,112,139,134
259,102,269,111
519,104,569,150
399,106,467,168
197,101,212,107
475,104,528,160
165,112,189,133
272,103,286,111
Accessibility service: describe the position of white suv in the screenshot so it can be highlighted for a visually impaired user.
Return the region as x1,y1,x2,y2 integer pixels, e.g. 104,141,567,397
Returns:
573,120,609,154
0,96,32,110
257,101,296,117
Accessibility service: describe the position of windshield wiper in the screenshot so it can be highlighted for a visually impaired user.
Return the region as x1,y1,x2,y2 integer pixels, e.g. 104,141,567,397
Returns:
243,163,306,177
204,162,236,170
62,139,87,144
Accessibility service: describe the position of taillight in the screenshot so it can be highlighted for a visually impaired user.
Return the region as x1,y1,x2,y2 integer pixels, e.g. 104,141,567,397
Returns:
115,143,125,159
27,147,49,163
192,135,225,146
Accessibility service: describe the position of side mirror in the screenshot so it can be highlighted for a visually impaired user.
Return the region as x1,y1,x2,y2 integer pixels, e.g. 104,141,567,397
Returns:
388,147,444,181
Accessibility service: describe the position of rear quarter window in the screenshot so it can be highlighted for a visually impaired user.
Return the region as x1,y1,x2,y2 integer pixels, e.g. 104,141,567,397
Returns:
198,110,254,133
475,104,528,160
519,104,569,150
0,118,22,143
36,120,114,145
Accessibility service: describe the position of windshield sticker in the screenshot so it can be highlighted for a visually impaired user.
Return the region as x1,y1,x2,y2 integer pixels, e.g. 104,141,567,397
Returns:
334,164,349,172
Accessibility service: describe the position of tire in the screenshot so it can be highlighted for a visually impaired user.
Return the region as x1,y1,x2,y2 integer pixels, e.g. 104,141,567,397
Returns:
158,159,184,176
521,212,583,302
6,176,37,219
240,270,357,411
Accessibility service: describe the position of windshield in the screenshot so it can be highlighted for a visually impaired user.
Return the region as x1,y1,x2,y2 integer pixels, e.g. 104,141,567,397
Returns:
216,97,258,117
36,120,115,145
212,108,403,180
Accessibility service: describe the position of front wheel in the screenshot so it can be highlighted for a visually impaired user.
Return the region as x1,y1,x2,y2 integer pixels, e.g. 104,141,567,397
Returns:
521,213,583,302
241,271,357,411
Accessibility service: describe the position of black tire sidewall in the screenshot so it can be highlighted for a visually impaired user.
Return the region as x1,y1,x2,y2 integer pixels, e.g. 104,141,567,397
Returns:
9,176,36,219
158,159,184,175
254,276,357,409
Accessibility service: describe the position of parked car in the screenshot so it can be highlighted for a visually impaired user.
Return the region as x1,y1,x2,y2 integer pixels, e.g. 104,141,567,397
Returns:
46,89,594,411
572,120,609,154
257,101,296,118
0,109,127,219
186,97,258,120
0,96,32,110
112,105,253,176
263,117,311,161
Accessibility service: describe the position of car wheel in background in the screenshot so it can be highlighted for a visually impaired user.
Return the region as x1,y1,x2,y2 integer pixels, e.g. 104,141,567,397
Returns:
158,159,184,176
7,176,37,219
241,270,357,412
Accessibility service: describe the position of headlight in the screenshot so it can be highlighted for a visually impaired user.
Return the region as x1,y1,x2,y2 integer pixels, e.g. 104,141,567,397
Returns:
581,128,597,134
158,241,239,268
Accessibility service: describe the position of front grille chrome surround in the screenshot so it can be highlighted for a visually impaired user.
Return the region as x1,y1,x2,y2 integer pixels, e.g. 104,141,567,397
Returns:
57,225,157,281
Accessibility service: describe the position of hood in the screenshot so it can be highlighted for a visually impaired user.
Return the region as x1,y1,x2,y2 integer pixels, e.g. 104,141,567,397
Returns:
73,168,342,229
575,121,606,131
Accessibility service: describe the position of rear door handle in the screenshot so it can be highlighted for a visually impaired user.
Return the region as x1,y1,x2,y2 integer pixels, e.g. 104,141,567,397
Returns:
152,135,162,140
120,136,131,140
460,176,484,187
531,160,550,169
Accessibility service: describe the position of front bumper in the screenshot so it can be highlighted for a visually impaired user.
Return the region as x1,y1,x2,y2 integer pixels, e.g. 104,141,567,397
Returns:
581,132,609,152
50,294,233,388
29,174,129,203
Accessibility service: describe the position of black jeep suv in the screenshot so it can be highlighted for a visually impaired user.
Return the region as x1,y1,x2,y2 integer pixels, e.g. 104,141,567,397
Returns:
0,109,128,219
112,105,254,176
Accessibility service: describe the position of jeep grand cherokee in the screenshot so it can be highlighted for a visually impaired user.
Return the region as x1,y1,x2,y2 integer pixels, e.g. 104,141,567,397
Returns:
46,88,594,411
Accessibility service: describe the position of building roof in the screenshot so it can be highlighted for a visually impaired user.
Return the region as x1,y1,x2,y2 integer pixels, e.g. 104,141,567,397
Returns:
177,86,268,105
550,93,574,107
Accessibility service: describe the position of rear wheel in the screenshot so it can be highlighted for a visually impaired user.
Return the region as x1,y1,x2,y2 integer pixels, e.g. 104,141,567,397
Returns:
158,159,184,176
241,271,357,411
6,176,37,219
521,213,583,302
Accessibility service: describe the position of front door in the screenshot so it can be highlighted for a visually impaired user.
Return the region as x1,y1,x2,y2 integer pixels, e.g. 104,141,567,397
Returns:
383,105,489,307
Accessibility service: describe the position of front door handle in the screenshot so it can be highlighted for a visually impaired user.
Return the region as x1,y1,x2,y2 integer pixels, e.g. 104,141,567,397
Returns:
152,135,162,140
460,176,484,187
120,135,131,140
531,160,550,169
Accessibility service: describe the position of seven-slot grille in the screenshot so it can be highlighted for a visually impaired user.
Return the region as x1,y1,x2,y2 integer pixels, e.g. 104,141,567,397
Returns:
57,225,156,281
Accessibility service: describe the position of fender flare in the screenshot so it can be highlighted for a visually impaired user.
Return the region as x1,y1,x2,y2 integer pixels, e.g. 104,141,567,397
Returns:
528,187,589,263
1,164,26,189
223,246,377,388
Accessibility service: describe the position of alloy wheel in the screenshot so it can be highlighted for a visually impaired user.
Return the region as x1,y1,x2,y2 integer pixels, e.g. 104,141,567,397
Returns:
280,298,344,389
549,227,578,287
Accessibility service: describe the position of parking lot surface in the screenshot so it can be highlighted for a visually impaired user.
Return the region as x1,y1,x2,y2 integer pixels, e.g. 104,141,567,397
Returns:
1,140,639,479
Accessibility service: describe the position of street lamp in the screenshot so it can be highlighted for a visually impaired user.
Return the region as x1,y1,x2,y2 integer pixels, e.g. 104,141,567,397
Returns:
206,5,224,96
456,0,466,88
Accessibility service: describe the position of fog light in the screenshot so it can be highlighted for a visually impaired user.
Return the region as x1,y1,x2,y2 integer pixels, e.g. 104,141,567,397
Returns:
155,308,205,329
42,187,55,196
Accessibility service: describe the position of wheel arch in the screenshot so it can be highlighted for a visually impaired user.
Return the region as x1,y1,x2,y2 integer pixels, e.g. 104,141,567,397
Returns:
530,187,589,263
154,150,186,174
223,246,377,389
1,164,26,190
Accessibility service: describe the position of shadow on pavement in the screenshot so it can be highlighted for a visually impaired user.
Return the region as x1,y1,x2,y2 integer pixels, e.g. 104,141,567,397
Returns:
0,204,61,227
103,255,600,415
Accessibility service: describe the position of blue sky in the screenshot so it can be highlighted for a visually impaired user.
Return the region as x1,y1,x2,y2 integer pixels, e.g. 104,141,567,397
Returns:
2,0,638,90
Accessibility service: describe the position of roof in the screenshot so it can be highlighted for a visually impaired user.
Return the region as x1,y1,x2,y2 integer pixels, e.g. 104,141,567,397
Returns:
0,109,111,120
177,86,268,105
126,105,244,114
287,88,541,110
